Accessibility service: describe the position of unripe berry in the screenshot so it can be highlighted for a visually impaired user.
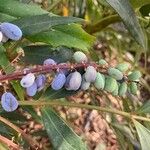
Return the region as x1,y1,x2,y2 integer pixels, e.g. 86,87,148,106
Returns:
20,73,35,88
129,82,138,95
104,77,118,93
108,67,123,80
26,82,38,96
99,59,107,65
65,71,82,90
73,51,87,63
1,92,18,112
118,82,127,96
128,71,141,81
112,83,119,96
94,72,105,90
43,58,56,65
0,22,22,40
51,73,66,90
35,74,46,91
116,63,129,73
84,66,97,82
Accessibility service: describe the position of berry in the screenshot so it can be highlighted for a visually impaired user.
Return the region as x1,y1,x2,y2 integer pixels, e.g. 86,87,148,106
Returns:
128,71,141,81
20,73,35,88
118,82,127,96
0,22,22,41
104,76,118,93
108,67,123,80
94,72,105,90
129,82,138,95
65,71,82,90
81,74,90,90
51,73,66,90
1,92,18,112
116,63,129,73
35,74,46,91
73,51,87,63
99,59,107,65
84,66,97,82
0,31,3,42
112,83,119,96
26,82,37,96
43,58,56,65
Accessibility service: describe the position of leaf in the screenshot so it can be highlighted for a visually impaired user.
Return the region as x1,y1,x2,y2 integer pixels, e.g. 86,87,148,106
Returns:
0,12,16,22
105,0,146,48
130,0,150,9
0,0,47,18
0,44,14,74
134,120,150,150
21,45,74,64
41,87,77,100
136,100,150,114
29,24,95,51
41,107,87,150
11,80,25,101
13,14,83,36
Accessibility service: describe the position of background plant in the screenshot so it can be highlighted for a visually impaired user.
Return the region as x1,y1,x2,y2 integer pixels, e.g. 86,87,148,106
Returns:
0,0,150,150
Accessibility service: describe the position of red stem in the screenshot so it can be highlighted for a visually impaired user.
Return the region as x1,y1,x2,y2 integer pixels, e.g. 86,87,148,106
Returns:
0,62,103,82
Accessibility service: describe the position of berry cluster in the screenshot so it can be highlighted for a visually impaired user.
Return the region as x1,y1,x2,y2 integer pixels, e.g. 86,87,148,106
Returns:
0,51,141,112
0,22,22,42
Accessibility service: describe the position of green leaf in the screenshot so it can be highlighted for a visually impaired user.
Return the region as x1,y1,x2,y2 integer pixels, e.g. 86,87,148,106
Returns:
0,0,47,18
42,87,77,100
0,44,14,74
41,107,87,150
21,45,74,64
136,100,150,114
105,0,146,48
130,0,150,9
134,120,150,150
29,24,95,51
0,12,16,22
11,80,25,101
13,14,83,36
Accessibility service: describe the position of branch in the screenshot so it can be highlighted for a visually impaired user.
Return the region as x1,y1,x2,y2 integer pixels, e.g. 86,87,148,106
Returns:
0,62,105,82
19,100,150,122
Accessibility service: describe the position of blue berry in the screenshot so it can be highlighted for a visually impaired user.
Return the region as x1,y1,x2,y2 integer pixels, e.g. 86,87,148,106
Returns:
84,66,97,82
65,71,82,90
20,73,35,88
51,73,66,90
35,74,46,91
43,58,56,65
81,74,90,90
0,22,22,41
1,92,18,112
26,82,37,96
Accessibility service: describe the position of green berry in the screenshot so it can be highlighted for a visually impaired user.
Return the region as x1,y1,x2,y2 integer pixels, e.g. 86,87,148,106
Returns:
99,59,107,65
108,67,123,80
116,63,129,73
128,71,141,81
104,77,118,93
73,51,87,63
94,72,105,90
112,83,119,96
118,82,127,96
129,82,138,95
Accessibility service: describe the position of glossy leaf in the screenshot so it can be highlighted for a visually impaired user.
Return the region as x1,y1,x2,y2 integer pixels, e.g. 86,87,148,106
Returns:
0,12,16,22
134,120,150,150
29,24,95,51
105,0,146,48
41,107,87,150
0,0,47,17
13,14,83,36
21,45,74,64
